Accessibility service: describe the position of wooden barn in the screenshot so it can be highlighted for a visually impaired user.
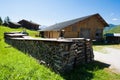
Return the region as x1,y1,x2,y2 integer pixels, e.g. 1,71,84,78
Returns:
40,13,108,41
8,21,21,28
18,19,40,30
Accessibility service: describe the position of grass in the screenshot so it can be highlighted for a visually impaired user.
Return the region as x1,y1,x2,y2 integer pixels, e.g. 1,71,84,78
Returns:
93,42,120,53
62,61,120,80
0,26,39,39
0,42,63,80
106,25,120,33
0,26,120,80
103,25,120,35
0,26,63,80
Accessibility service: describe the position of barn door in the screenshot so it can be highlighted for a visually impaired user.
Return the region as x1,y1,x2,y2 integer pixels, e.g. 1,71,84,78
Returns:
80,28,90,39
95,29,103,41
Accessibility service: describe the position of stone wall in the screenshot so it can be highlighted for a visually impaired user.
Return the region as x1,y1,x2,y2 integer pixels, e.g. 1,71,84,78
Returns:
4,32,94,73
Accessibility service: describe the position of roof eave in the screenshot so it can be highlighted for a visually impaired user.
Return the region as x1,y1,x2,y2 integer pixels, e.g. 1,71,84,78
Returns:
95,14,109,27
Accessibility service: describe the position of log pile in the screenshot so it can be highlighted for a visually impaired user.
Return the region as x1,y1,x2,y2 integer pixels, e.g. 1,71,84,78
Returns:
4,32,94,73
85,39,94,62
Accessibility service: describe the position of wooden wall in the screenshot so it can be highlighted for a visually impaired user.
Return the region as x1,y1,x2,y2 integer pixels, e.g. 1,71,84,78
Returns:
44,31,60,38
63,16,104,39
43,16,105,40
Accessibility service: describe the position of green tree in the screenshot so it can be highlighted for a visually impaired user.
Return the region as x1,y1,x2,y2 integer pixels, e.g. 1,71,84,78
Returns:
4,16,10,23
0,17,3,25
3,16,10,26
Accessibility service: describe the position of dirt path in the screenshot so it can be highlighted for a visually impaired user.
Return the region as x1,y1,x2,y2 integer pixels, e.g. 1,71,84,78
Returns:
94,47,120,73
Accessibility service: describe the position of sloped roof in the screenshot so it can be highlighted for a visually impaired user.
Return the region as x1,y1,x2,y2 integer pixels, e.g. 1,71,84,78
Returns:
9,21,21,26
18,19,40,26
40,13,108,31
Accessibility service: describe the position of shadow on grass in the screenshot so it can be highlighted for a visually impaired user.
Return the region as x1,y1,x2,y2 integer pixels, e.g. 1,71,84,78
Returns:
60,60,110,80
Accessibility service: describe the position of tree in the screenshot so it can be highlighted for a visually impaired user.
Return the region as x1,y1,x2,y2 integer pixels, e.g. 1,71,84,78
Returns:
0,17,3,25
3,16,10,26
5,16,10,24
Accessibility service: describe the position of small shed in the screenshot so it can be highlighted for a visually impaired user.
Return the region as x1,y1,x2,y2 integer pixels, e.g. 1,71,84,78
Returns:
105,33,120,43
40,13,108,41
18,19,40,30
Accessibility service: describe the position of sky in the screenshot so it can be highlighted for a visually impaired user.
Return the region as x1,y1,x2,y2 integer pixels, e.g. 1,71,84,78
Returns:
0,0,120,26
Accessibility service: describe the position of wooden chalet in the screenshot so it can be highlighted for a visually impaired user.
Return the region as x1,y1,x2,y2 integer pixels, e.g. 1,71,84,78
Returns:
40,13,108,41
18,19,40,30
8,21,21,28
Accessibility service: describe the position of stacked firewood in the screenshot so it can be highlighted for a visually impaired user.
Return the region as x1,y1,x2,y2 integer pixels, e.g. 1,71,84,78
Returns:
4,33,94,73
85,39,94,62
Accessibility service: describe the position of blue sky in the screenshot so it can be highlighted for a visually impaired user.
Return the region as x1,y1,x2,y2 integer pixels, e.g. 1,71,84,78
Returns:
0,0,120,25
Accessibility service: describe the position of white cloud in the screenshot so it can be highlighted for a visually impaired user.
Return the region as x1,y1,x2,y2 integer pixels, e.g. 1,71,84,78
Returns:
112,18,118,21
110,13,114,16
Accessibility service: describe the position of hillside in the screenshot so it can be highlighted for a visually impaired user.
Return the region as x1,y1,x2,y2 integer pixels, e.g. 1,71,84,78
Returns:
104,24,117,32
0,26,63,80
106,25,120,33
104,24,120,34
0,26,120,80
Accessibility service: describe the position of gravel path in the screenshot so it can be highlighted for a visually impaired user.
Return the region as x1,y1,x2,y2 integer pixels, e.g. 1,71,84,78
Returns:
94,47,120,73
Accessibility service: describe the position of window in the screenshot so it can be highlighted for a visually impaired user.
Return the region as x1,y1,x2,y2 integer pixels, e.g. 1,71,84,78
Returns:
96,29,103,39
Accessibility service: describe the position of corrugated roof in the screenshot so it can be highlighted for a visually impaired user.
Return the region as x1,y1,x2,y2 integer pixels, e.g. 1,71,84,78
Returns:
40,13,108,31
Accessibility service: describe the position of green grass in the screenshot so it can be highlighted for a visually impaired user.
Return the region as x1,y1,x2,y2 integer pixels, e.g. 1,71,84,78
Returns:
107,25,120,33
104,25,120,34
0,26,63,80
0,41,63,80
62,61,120,80
0,26,39,39
0,26,120,80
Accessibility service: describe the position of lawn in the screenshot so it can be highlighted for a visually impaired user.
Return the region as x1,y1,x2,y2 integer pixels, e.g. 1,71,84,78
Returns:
0,26,120,80
0,26,63,80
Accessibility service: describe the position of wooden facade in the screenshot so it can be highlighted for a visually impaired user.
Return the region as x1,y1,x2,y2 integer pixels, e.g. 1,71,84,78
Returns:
40,14,108,40
8,21,21,28
43,31,60,38
18,19,40,30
